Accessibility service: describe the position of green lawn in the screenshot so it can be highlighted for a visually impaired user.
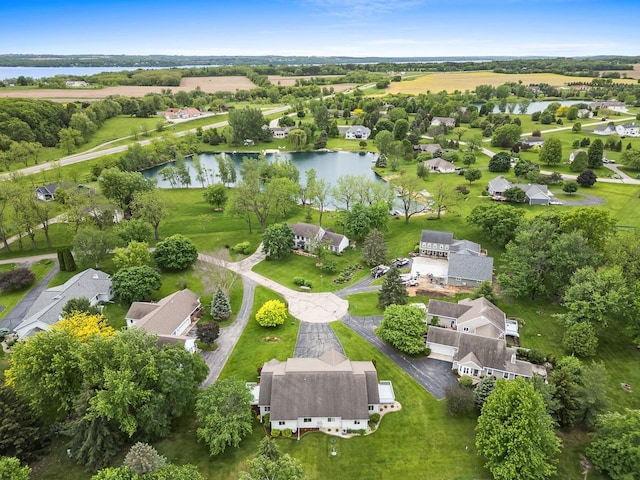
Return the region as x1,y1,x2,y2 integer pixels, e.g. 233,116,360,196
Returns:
0,259,55,320
252,250,369,293
219,285,300,382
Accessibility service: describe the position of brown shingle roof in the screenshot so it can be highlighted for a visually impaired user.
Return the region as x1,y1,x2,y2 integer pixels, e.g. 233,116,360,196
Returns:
131,289,199,335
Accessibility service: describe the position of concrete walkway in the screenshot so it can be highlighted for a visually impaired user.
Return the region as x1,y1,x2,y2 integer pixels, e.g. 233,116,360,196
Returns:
198,250,349,323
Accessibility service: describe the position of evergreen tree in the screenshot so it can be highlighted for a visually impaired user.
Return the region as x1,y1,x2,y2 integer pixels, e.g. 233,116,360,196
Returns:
362,229,387,267
122,442,166,476
210,288,231,320
63,248,77,271
378,266,408,308
474,375,497,411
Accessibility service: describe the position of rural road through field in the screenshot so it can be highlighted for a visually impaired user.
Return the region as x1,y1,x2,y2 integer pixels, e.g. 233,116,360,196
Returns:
0,105,291,181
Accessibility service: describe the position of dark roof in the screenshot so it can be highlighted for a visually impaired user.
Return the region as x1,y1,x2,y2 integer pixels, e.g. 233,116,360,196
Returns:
288,222,322,240
35,183,59,195
258,350,379,421
428,299,472,319
420,230,454,245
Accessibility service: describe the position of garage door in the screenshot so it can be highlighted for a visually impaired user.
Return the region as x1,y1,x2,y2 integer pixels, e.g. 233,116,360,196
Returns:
428,343,455,359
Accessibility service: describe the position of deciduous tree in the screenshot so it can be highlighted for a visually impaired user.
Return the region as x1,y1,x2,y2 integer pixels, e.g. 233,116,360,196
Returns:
538,137,562,166
111,265,161,304
587,409,640,480
476,378,560,480
153,234,198,271
468,204,525,247
262,223,295,259
113,241,153,270
131,190,168,241
196,378,254,455
203,183,228,211
376,304,426,355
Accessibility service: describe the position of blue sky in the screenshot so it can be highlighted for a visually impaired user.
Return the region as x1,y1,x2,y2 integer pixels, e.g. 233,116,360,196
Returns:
2,0,639,57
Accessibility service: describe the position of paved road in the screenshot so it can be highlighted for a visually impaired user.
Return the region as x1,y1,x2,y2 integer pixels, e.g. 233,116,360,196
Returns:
0,105,291,181
294,322,344,358
200,276,256,387
334,275,378,298
341,314,457,399
0,261,60,331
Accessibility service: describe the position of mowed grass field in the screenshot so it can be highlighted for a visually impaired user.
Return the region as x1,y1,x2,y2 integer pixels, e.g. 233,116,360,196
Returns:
388,71,637,94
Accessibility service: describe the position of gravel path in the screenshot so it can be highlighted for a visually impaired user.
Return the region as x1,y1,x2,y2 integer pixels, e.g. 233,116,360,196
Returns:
550,191,606,206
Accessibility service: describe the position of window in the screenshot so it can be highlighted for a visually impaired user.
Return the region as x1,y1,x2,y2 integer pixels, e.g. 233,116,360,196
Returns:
368,405,375,411
486,369,493,376
264,406,270,412
354,421,361,425
462,327,469,332
327,418,333,422
303,418,311,423
502,372,509,379
278,421,285,426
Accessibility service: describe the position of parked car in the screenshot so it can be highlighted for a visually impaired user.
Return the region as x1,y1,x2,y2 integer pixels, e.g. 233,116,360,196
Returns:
371,265,390,278
405,278,419,287
391,257,410,268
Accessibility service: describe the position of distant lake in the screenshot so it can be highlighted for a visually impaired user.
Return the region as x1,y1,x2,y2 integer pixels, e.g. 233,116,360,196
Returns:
142,151,381,189
476,100,584,114
0,65,218,81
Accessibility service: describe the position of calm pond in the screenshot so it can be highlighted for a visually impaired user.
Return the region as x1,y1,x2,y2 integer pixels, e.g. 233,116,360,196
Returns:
142,150,382,189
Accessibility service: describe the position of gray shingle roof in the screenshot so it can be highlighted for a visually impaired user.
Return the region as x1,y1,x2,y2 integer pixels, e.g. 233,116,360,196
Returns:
130,289,200,335
448,253,493,283
259,350,380,421
425,158,455,170
451,239,481,255
288,222,322,240
321,230,348,248
457,297,505,332
19,269,112,331
428,300,472,319
420,230,454,245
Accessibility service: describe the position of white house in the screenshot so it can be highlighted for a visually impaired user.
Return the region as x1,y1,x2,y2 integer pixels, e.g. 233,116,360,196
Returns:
578,108,592,119
589,100,626,112
249,350,395,433
270,126,295,139
430,117,456,128
521,137,545,149
616,123,639,137
163,108,201,120
424,158,456,173
593,124,617,136
35,183,59,201
345,125,371,140
288,222,349,253
125,289,201,353
14,269,113,338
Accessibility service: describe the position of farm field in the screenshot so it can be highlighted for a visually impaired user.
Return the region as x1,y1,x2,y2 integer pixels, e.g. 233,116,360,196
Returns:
0,76,258,101
388,71,636,94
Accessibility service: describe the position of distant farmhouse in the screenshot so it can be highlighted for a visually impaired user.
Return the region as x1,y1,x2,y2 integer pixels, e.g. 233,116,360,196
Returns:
269,126,295,139
248,350,396,433
417,230,493,286
430,117,456,128
488,176,552,206
288,222,349,254
589,100,626,112
163,107,201,120
15,269,113,339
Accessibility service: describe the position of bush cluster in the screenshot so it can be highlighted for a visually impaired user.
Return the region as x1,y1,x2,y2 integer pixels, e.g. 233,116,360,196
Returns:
293,277,312,288
232,241,252,255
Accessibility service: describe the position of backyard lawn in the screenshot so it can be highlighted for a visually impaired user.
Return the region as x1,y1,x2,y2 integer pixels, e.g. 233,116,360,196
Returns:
0,259,55,320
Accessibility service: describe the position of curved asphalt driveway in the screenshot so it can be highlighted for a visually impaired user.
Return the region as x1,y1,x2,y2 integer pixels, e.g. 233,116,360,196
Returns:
0,261,59,331
341,314,457,399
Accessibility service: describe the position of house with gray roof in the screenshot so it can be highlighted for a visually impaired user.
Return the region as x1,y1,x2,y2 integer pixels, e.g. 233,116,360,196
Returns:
126,289,201,353
425,158,456,174
288,222,349,253
589,100,626,111
430,117,456,128
345,125,371,140
426,327,543,380
616,122,639,137
521,137,545,149
14,268,113,338
427,297,507,339
414,143,443,156
249,350,395,433
418,230,493,286
35,183,59,201
593,124,617,136
270,126,295,139
488,175,552,206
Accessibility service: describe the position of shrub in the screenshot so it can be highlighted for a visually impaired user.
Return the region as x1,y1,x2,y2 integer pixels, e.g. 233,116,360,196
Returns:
458,376,474,388
369,413,381,424
0,268,36,291
282,428,292,438
444,385,475,415
255,300,287,327
271,429,281,437
293,277,306,286
320,259,338,273
303,280,312,288
527,349,546,364
232,241,252,255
